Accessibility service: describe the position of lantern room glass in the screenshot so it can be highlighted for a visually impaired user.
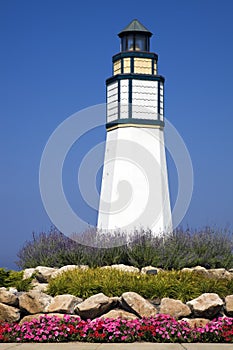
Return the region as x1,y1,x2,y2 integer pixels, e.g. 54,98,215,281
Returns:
121,34,149,52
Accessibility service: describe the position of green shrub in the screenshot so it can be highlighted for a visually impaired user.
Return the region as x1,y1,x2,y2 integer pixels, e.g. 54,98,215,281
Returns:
0,268,32,292
47,268,233,302
0,268,10,286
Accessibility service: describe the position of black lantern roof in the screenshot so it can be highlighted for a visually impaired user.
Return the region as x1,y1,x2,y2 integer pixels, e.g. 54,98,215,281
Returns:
118,19,152,38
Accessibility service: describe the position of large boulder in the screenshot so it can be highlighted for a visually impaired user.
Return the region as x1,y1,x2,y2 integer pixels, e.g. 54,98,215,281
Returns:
99,309,138,320
19,291,53,314
121,292,157,318
34,266,58,283
160,298,191,319
0,287,18,306
19,313,81,325
47,294,83,314
0,302,20,322
187,293,224,318
74,293,115,320
224,295,233,316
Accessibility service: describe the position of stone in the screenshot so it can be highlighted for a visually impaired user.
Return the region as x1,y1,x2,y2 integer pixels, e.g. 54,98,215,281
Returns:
51,265,79,279
181,268,193,273
47,294,83,314
31,283,49,293
192,266,208,272
23,268,36,280
101,264,140,274
148,297,161,306
112,296,124,310
141,266,162,275
224,295,233,316
181,318,210,328
160,298,191,319
187,293,224,318
51,265,89,279
100,266,112,270
19,313,81,325
99,309,138,320
74,293,115,320
109,296,121,308
208,268,232,279
19,291,53,314
182,266,209,276
0,287,18,306
107,264,140,273
34,266,58,283
111,264,140,273
0,302,20,322
77,264,89,270
8,287,18,294
121,292,157,318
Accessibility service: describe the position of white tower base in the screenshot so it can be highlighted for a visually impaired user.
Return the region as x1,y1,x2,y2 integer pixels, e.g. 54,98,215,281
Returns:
97,125,172,235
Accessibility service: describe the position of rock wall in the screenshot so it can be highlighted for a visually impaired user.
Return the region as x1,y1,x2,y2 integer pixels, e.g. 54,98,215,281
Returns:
0,264,233,327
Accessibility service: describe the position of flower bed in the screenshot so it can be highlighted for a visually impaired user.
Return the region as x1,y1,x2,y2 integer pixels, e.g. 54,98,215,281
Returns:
0,314,232,343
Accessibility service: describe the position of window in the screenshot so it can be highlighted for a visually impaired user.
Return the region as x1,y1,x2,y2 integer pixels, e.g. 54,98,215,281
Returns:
121,34,149,52
135,35,148,51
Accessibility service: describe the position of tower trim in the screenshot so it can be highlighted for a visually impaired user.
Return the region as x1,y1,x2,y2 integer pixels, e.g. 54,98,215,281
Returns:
106,122,164,132
106,74,164,85
106,118,164,130
113,51,158,62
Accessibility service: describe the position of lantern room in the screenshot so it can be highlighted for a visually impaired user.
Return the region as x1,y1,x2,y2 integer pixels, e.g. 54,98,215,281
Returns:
118,19,152,52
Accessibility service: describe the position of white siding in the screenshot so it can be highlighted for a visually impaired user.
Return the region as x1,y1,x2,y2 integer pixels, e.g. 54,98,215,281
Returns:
160,83,164,120
107,82,118,122
97,127,172,234
120,80,128,119
132,80,159,119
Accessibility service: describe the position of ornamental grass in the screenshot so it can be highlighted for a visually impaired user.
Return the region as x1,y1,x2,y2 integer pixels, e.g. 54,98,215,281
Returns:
47,268,233,302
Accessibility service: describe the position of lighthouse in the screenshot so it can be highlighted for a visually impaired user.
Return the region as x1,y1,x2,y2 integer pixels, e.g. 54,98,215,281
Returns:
97,19,172,235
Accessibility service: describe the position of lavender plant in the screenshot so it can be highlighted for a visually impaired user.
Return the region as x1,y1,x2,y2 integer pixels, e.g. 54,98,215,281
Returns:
16,226,233,270
16,228,86,268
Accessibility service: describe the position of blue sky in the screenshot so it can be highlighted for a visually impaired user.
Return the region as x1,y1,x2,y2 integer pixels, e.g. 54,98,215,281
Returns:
0,0,233,269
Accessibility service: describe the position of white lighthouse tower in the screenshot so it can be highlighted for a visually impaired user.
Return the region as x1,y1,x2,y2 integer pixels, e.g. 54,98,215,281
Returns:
97,19,172,235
